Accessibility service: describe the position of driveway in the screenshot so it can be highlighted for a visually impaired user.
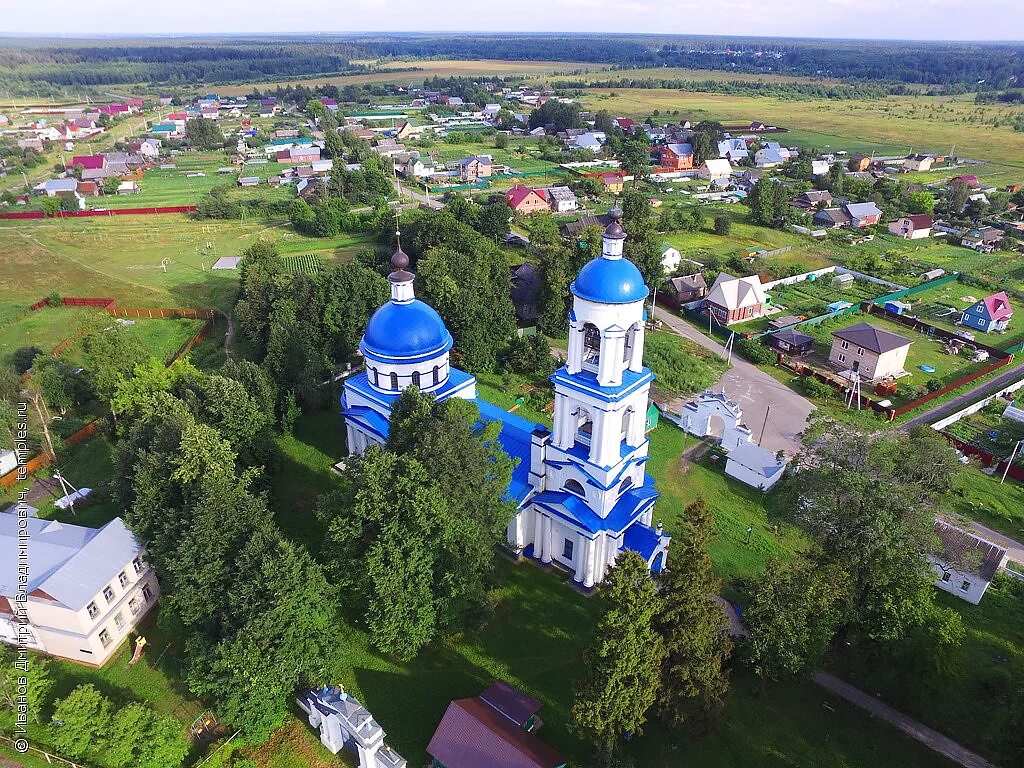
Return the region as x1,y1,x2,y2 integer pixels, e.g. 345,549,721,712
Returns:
653,307,815,455
391,177,443,210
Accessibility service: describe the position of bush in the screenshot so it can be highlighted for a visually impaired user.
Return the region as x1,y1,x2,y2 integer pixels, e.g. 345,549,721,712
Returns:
798,375,834,399
737,337,774,364
11,345,44,374
926,378,944,392
713,215,732,235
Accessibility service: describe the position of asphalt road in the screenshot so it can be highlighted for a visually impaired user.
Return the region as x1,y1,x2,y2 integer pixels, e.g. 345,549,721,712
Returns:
900,359,1024,431
653,306,816,455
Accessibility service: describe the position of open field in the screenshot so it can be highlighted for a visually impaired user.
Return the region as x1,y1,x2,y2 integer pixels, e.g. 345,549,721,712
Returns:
947,463,1024,540
212,60,612,96
0,215,372,312
578,89,1024,183
544,66,852,87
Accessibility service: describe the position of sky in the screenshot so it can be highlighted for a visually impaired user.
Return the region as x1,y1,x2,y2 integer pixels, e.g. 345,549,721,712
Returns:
2,0,1023,41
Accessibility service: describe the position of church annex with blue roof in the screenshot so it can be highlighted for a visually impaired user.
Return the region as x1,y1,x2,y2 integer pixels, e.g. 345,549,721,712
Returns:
341,210,669,588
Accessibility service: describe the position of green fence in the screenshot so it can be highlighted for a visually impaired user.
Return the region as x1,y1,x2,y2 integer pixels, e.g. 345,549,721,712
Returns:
870,272,961,306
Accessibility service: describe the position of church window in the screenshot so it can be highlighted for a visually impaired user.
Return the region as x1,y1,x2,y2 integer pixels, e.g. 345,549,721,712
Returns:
583,323,601,365
412,371,421,388
562,539,574,560
619,476,634,494
390,372,399,390
371,367,379,386
432,365,440,385
564,479,585,497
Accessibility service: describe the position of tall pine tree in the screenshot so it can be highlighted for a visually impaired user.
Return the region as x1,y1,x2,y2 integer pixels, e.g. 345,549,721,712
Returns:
572,552,665,759
656,499,732,732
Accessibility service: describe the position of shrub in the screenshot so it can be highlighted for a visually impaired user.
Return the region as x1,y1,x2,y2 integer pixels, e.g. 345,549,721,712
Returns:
798,376,834,399
926,378,944,392
737,337,774,364
713,215,732,235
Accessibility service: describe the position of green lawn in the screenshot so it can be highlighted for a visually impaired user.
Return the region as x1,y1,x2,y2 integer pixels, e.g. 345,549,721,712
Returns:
898,278,1024,352
945,464,1024,541
645,330,729,399
0,304,100,366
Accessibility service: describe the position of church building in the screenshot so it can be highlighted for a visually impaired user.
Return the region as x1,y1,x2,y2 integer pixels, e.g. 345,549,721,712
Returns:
341,210,669,588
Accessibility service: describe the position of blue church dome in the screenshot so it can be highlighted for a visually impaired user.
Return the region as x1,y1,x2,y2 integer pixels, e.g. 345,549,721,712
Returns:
361,299,454,362
571,257,650,305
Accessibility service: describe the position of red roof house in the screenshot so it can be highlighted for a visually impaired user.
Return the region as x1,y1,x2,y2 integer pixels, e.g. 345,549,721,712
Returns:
950,175,980,188
506,185,549,214
70,155,105,170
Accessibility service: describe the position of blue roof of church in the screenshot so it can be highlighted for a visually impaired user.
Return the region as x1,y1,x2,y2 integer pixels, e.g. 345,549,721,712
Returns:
361,299,453,363
623,524,663,568
531,483,658,536
475,399,537,506
550,366,653,405
571,256,649,305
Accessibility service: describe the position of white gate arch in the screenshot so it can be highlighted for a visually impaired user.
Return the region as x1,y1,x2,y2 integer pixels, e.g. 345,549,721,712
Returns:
679,390,752,450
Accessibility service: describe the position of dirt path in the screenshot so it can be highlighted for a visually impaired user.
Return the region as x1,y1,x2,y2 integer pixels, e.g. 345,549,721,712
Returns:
813,672,992,768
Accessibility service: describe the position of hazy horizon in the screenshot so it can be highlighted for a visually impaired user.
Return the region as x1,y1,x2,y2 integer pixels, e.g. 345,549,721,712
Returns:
3,0,1023,43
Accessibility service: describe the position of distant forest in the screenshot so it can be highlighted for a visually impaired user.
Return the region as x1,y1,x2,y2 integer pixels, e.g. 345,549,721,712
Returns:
0,34,1022,93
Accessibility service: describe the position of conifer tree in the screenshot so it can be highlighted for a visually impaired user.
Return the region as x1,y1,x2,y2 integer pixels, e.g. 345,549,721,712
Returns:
656,499,732,732
571,552,665,759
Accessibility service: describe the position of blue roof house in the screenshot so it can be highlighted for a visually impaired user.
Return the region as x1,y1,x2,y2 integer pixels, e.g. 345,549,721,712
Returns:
341,209,669,589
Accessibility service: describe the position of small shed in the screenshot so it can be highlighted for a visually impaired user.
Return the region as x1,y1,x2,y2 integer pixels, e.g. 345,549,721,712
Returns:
768,328,815,356
645,402,660,433
831,272,855,289
725,443,787,491
115,181,140,195
238,176,260,187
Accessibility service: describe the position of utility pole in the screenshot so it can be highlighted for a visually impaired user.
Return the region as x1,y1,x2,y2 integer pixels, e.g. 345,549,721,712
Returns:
1002,438,1024,484
758,404,771,446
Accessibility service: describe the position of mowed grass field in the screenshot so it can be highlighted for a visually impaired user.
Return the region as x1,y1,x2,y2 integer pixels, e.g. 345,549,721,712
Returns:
0,215,372,311
579,89,1024,183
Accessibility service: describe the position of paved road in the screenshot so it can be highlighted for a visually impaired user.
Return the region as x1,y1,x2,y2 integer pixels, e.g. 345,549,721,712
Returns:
901,359,1024,430
653,307,815,455
813,672,992,768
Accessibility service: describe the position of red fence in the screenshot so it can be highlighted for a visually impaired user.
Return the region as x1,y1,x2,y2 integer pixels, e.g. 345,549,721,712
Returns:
941,433,1024,483
0,205,197,221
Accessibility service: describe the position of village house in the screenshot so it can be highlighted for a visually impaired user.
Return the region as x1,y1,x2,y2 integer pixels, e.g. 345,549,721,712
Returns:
660,243,681,274
960,291,1013,333
813,207,853,229
505,184,549,214
0,515,159,666
659,142,695,170
277,146,321,163
811,159,831,176
698,158,733,181
599,172,625,194
717,138,749,163
844,201,883,228
828,322,912,381
664,272,708,304
930,520,1007,605
546,186,578,213
904,153,935,172
703,273,766,325
888,214,934,239
568,131,605,152
790,190,833,210
961,226,1003,253
754,142,792,168
455,154,493,181
427,682,565,768
34,178,78,197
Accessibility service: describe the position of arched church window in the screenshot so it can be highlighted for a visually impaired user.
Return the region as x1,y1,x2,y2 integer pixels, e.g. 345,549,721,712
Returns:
564,479,586,497
432,365,440,385
371,367,379,387
619,476,634,494
583,323,601,365
390,372,399,390
412,371,421,388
